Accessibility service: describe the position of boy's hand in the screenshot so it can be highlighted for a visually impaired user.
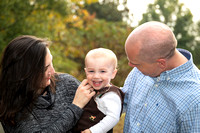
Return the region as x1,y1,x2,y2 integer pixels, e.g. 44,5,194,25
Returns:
81,129,91,133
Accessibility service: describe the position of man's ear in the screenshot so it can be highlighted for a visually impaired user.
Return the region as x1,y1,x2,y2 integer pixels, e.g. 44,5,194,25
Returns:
156,59,166,70
112,69,118,79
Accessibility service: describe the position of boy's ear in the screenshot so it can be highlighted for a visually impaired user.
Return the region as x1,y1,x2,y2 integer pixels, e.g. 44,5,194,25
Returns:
112,69,118,79
84,68,87,73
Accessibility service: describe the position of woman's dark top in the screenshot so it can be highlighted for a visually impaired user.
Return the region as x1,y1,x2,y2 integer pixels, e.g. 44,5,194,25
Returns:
2,73,83,133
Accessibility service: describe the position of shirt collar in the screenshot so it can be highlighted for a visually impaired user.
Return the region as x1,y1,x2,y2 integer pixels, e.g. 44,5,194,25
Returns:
34,86,55,109
154,48,193,81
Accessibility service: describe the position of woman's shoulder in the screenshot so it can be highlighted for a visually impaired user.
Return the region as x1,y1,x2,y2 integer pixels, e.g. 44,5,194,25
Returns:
56,72,76,80
56,72,80,86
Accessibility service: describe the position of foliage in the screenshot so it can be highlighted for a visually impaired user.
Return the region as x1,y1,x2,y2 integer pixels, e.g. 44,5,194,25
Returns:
139,0,200,65
192,21,200,66
52,7,133,86
0,0,133,87
0,0,70,56
84,1,123,22
84,0,132,23
1,0,200,86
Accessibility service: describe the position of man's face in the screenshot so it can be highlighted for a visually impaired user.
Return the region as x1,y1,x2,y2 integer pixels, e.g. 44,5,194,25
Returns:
125,42,161,77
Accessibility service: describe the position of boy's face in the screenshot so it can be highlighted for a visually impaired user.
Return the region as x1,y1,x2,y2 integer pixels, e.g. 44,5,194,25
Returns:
85,57,117,90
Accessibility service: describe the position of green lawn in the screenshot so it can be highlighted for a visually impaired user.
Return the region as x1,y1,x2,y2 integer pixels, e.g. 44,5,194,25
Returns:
113,113,125,133
0,123,4,133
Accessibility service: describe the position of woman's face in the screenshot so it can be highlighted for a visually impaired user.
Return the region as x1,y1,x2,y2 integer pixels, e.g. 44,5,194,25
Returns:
43,48,55,87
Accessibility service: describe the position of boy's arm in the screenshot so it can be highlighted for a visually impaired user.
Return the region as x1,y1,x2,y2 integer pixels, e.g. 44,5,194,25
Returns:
89,92,121,133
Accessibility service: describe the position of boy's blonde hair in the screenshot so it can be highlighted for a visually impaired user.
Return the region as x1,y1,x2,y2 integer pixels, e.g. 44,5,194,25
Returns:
85,48,118,69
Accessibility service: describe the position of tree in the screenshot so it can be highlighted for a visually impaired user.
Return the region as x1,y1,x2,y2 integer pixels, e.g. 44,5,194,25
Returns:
52,6,133,86
0,0,69,56
138,0,200,66
0,0,133,87
85,1,123,21
139,0,194,50
84,0,132,23
191,21,200,66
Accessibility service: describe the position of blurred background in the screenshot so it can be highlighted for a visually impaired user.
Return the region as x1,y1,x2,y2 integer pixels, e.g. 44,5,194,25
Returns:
0,0,200,132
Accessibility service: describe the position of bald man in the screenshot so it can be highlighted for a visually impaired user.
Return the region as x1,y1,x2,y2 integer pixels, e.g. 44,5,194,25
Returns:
122,21,200,132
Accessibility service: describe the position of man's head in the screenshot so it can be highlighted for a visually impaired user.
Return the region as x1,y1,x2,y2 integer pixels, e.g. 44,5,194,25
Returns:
125,21,177,77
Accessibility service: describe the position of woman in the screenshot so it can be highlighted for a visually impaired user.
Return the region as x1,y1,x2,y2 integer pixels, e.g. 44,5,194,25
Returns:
0,35,95,133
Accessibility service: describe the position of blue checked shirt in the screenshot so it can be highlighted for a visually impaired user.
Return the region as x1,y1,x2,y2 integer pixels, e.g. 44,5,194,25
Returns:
122,49,200,133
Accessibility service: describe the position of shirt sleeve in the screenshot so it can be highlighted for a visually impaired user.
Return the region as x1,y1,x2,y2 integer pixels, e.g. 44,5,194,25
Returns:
180,102,200,132
121,68,135,112
121,68,136,93
89,92,121,133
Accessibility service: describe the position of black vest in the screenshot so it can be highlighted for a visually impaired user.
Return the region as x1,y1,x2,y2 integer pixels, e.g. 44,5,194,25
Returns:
73,85,124,133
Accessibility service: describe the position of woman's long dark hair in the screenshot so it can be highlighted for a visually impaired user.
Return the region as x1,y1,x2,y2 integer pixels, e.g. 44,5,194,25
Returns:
0,35,55,126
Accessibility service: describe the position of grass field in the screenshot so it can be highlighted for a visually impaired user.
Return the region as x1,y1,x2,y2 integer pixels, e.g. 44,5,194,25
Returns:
113,113,125,133
0,123,4,133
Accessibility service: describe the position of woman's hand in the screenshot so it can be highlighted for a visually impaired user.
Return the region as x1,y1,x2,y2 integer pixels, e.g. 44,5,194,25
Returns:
72,79,95,108
81,129,91,133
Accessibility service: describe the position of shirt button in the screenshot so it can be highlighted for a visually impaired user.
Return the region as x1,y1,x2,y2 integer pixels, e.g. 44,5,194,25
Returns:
144,103,147,107
167,77,170,80
155,84,158,87
157,77,160,81
137,122,140,126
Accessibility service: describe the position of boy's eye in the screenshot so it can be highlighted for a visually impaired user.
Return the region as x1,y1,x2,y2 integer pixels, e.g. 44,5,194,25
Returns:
88,70,94,73
100,70,106,73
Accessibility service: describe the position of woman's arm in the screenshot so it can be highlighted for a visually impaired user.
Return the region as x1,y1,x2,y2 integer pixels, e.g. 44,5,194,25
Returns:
13,74,95,133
